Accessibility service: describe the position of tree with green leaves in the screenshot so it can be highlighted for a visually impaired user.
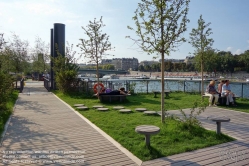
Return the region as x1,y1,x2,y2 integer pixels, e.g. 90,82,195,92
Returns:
31,36,50,74
77,16,114,93
53,43,79,93
127,0,190,123
189,15,214,100
194,49,218,73
240,50,249,72
8,33,29,74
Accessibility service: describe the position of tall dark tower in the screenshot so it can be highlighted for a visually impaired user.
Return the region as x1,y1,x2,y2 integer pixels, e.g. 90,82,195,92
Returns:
50,23,65,90
50,29,54,90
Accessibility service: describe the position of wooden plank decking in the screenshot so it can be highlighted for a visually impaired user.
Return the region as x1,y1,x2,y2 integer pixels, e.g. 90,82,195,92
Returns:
1,81,249,165
142,107,249,166
0,82,137,166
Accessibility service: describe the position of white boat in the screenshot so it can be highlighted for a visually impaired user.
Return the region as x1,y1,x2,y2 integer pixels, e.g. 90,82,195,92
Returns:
135,75,150,79
246,78,249,82
102,74,119,80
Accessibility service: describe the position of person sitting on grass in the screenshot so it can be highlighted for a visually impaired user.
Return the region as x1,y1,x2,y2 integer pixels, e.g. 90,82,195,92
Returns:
205,80,219,107
221,80,236,106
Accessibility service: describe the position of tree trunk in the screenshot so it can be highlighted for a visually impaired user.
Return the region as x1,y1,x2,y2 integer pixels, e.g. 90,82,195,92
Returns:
161,53,165,123
201,53,204,101
160,0,165,123
96,58,100,94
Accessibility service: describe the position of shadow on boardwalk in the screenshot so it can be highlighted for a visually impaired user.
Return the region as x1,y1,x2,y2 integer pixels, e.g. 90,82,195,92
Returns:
1,81,249,165
0,82,137,166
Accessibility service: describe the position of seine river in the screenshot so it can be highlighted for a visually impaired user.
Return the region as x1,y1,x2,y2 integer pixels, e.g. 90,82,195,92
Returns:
98,79,249,99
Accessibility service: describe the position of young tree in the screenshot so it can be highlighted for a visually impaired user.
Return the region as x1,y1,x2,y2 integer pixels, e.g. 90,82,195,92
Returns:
31,36,50,73
189,15,214,100
127,0,190,123
194,49,218,73
77,16,114,93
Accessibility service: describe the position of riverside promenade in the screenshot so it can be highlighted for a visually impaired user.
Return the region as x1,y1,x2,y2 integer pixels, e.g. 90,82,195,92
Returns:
1,81,249,165
0,81,138,166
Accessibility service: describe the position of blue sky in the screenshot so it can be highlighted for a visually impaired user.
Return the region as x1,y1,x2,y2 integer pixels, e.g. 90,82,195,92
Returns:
1,0,249,63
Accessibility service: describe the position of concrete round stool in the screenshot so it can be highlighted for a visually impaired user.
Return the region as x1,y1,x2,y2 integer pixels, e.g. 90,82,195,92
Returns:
92,105,104,109
97,108,109,111
113,106,124,110
74,104,84,107
207,116,230,134
135,108,147,112
119,109,132,113
76,106,89,110
144,111,157,115
135,125,160,146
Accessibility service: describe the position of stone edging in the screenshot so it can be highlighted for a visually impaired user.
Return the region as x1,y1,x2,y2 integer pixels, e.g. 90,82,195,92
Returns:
52,93,142,166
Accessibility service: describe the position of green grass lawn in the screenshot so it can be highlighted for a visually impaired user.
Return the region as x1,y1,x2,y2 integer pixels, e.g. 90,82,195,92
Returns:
55,91,237,161
0,91,19,136
219,98,249,113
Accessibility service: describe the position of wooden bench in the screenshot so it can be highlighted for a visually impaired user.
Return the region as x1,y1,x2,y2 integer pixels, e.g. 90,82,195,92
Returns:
153,90,171,98
98,94,130,102
203,94,239,105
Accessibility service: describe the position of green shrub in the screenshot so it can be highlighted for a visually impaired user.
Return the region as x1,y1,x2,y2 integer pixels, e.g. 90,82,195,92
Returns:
0,72,14,111
53,54,79,94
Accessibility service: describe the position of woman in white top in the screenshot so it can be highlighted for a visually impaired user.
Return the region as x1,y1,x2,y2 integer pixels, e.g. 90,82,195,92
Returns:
221,80,236,106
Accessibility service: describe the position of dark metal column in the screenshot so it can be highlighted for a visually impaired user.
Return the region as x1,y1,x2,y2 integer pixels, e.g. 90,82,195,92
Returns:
50,23,65,90
50,29,54,90
53,23,65,58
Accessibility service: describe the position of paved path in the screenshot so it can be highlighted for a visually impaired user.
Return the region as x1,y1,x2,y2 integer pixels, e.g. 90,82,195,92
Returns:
0,81,137,166
1,81,249,165
142,107,249,166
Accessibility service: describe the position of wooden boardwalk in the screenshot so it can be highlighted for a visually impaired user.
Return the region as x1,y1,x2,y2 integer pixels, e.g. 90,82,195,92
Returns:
142,107,249,166
1,81,249,165
0,82,137,166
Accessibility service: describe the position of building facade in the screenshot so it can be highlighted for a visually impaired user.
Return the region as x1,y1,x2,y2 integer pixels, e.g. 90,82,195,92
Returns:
139,60,159,66
102,58,139,71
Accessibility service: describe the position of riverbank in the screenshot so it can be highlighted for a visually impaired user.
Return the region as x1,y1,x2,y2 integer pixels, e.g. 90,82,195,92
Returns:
127,71,249,82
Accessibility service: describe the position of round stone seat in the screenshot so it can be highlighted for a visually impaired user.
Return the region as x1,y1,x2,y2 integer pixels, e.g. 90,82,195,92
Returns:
113,106,124,110
92,105,104,109
135,125,160,146
74,104,84,107
207,116,230,134
119,109,132,113
144,111,157,115
76,106,89,110
97,108,109,111
135,108,147,112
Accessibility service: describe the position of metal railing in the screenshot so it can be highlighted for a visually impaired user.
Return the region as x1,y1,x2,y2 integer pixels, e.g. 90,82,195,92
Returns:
44,78,249,99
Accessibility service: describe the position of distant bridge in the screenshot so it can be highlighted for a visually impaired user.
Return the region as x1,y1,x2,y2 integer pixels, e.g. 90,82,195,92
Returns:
78,69,128,75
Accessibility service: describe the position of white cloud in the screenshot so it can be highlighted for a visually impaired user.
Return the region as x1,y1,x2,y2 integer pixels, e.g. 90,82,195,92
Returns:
26,3,61,15
226,47,233,51
8,17,14,24
247,40,249,44
234,49,242,55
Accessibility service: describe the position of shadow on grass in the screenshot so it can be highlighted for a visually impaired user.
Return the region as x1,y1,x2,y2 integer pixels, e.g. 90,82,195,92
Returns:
99,94,162,106
144,145,165,160
219,101,249,113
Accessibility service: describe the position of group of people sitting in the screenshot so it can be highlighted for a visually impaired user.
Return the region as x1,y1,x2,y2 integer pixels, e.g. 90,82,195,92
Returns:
96,87,130,97
205,80,236,106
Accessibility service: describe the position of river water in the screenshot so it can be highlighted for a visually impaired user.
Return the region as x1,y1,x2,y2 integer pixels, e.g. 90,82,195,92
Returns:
96,79,249,99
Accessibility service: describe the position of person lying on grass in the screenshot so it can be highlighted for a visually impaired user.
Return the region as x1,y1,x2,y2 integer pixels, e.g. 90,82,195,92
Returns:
96,87,130,97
